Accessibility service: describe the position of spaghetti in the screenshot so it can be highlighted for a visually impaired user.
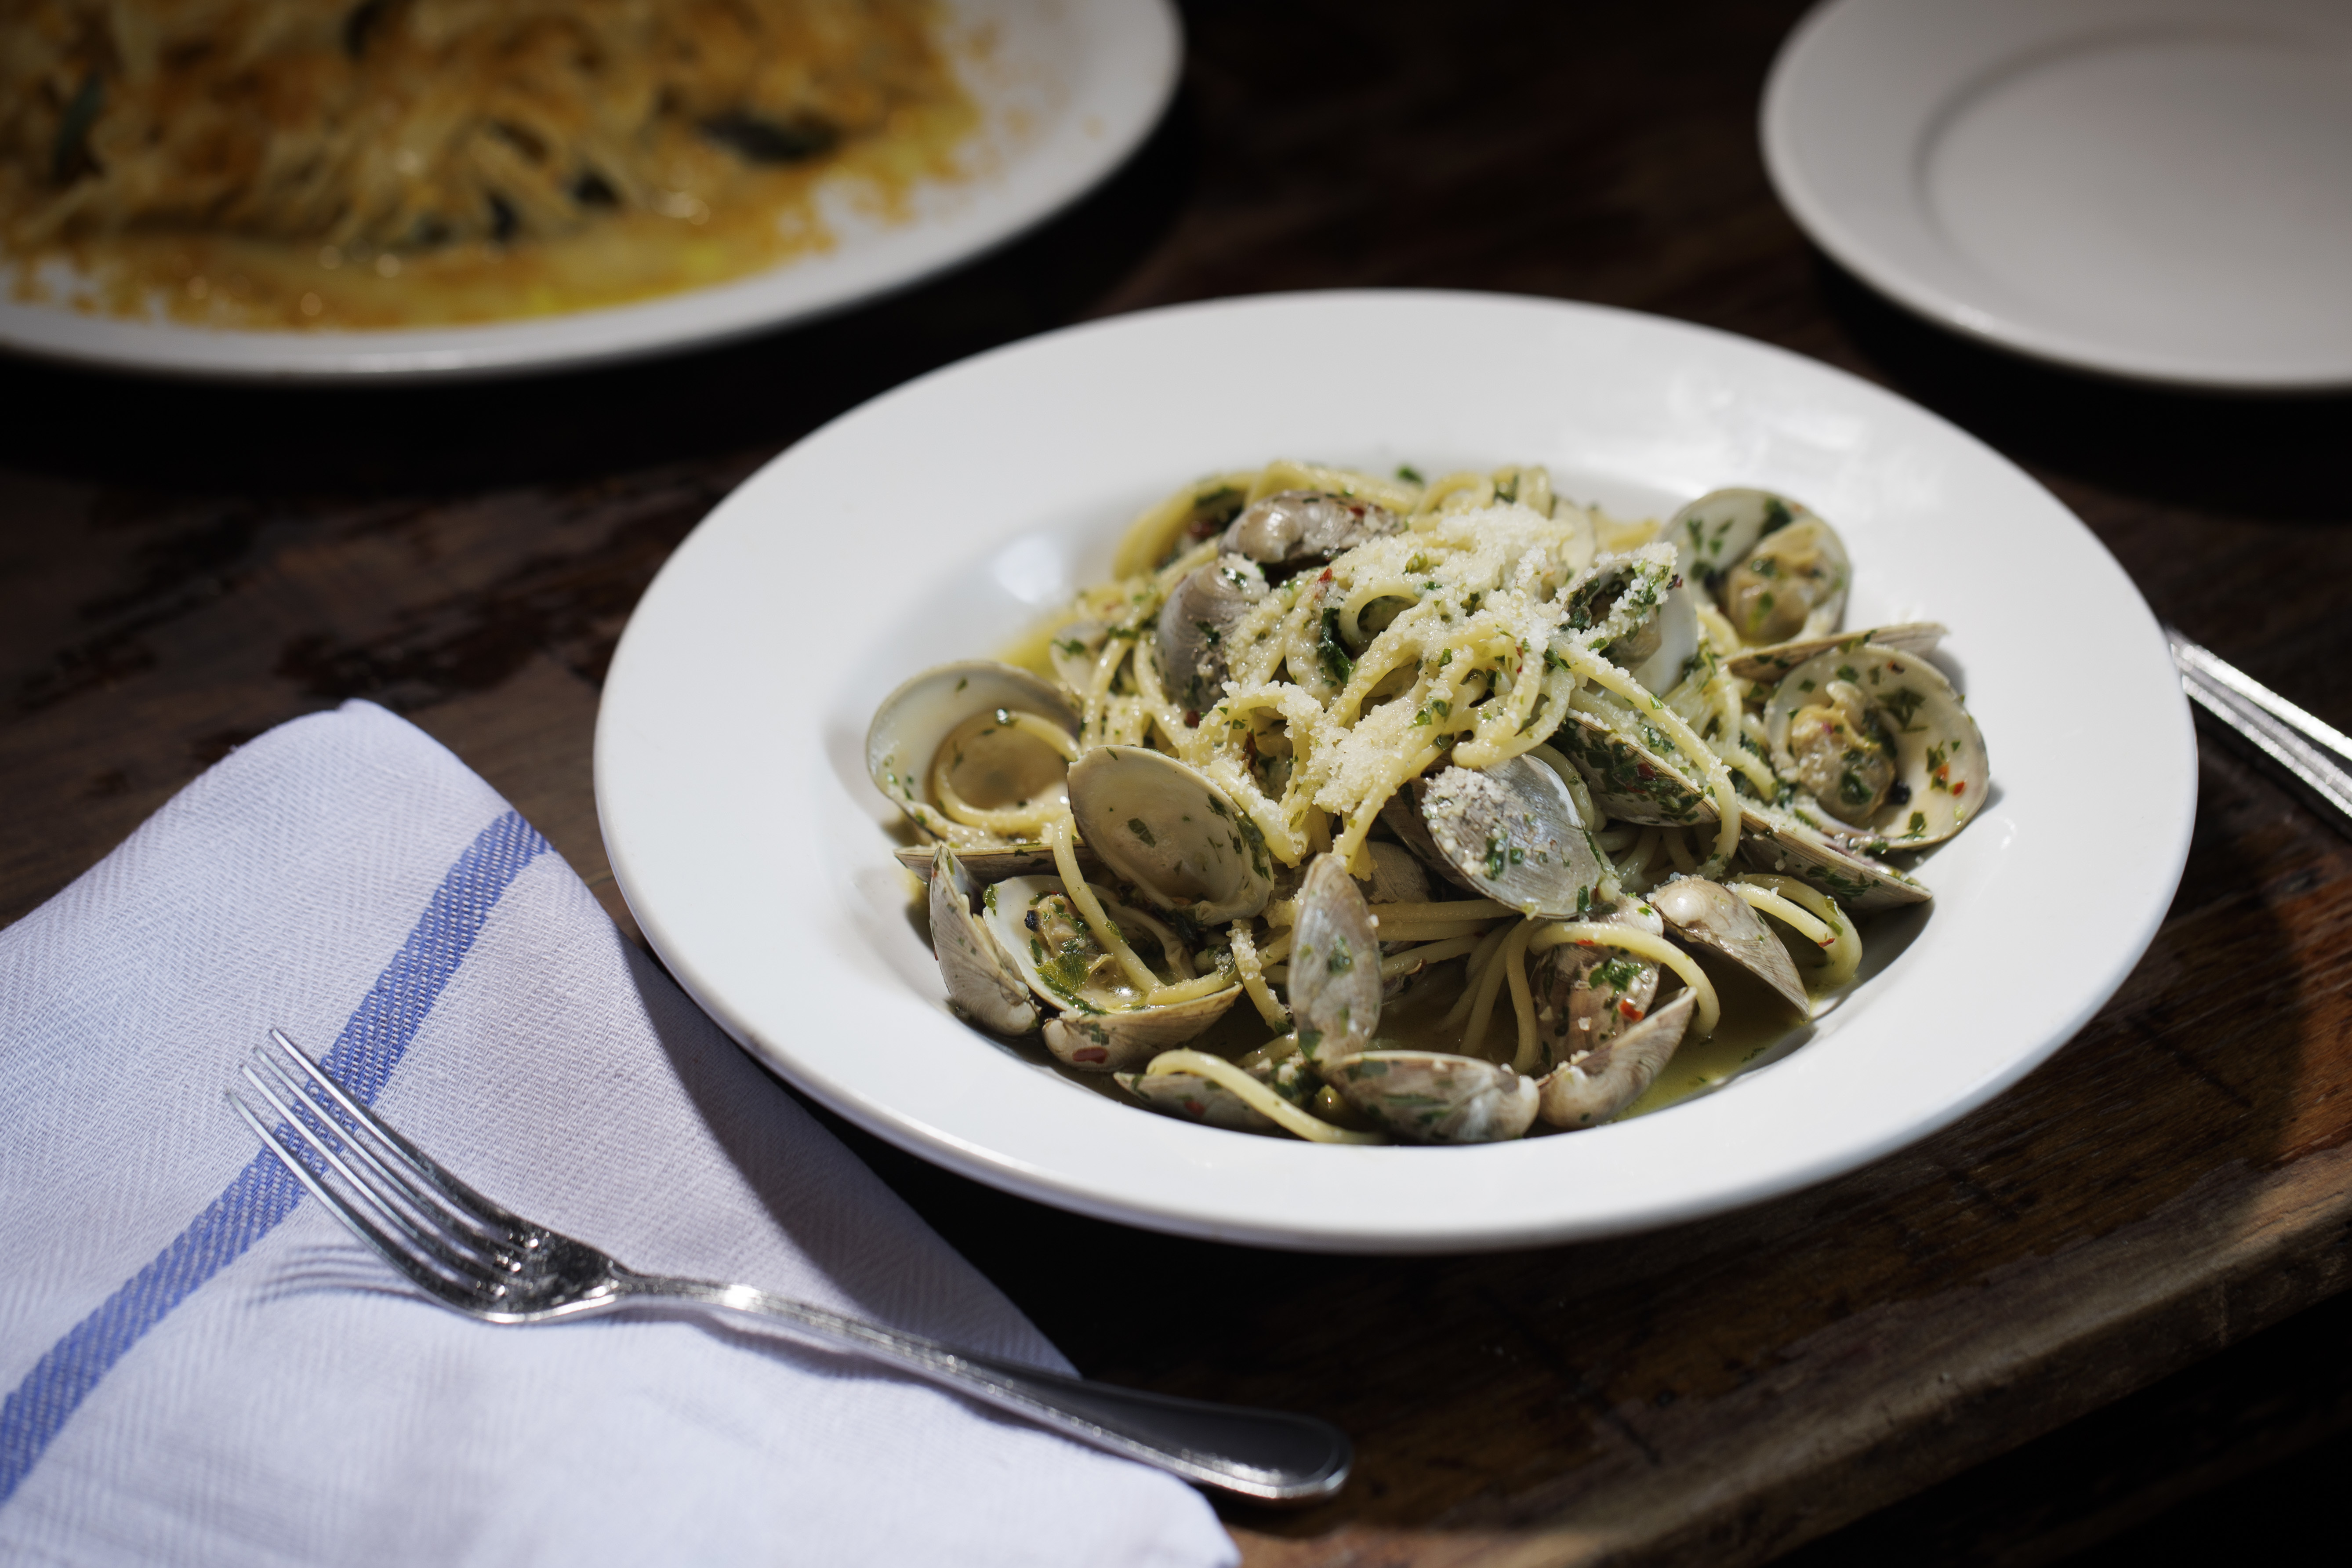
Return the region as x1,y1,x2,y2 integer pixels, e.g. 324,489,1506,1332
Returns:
889,459,1988,1143
1,0,973,327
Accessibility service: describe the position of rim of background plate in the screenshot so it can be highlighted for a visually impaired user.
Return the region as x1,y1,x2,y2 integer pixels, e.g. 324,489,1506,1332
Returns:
0,0,1180,383
595,289,2197,1253
1760,0,2352,393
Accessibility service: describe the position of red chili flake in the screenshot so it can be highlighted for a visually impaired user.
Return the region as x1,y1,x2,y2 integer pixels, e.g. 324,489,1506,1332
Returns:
1073,1046,1108,1063
1183,1098,1206,1115
1183,710,1200,726
1619,1001,1645,1021
1636,762,1655,779
1318,567,1335,583
1951,780,1967,796
1575,939,1596,948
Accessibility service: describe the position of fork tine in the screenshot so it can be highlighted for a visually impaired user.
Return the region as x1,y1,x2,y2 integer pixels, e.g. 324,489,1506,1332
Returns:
266,1029,531,1236
226,1089,464,1293
245,1047,501,1254
236,1063,494,1290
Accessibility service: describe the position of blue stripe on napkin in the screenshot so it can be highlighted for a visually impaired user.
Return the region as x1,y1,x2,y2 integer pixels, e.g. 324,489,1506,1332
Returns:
0,809,550,1506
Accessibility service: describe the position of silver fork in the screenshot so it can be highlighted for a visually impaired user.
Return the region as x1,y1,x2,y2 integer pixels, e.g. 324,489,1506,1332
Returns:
228,1029,1350,1505
2167,624,2352,841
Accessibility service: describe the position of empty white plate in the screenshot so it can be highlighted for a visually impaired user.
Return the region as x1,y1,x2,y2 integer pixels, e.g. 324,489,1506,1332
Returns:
1764,0,2352,389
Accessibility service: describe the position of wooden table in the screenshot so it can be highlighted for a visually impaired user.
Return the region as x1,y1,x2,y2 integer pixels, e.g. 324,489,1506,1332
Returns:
7,3,2352,1561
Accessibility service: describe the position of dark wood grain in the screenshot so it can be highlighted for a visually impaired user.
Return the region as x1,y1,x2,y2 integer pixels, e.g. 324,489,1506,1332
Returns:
7,2,2352,1562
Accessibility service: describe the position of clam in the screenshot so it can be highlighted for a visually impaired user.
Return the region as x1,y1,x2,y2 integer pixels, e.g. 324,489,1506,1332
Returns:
1737,805,1930,911
1043,999,1239,1073
1154,555,1268,713
1377,792,1490,898
1222,490,1404,570
1286,853,1384,1071
1668,488,1850,647
866,661,1080,848
1115,1067,1281,1134
977,875,1239,1071
1650,875,1808,1017
1762,643,1986,847
1564,553,1702,694
1288,849,1544,1143
1417,755,1608,915
1548,705,1718,828
1535,991,1697,1129
1525,900,1665,1072
1324,1053,1539,1144
1358,839,1433,905
927,844,1040,1034
1610,580,1702,695
1066,746,1274,923
895,842,1103,884
1725,622,1946,682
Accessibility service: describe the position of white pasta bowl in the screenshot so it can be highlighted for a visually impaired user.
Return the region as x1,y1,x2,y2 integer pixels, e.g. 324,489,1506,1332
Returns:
595,290,2195,1252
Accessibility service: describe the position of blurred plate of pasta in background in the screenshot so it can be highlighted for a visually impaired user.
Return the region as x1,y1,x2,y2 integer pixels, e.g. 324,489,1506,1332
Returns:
0,0,1180,379
594,291,2197,1252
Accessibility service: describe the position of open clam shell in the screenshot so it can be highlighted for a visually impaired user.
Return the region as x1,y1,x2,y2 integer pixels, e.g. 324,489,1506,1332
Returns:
1763,643,1987,848
979,874,1239,1072
1725,622,1946,682
1324,1052,1539,1144
1549,708,1718,828
981,875,1190,1011
1116,1067,1282,1134
895,842,1104,884
1417,755,1608,918
1738,805,1930,911
1222,489,1404,570
1066,746,1274,923
1288,853,1383,1069
1045,992,1241,1073
1155,555,1269,713
1722,515,1849,646
1671,488,1814,591
1535,990,1697,1129
865,661,1079,847
1610,579,1702,695
1668,488,1849,646
1377,792,1490,898
1527,901,1665,1073
1564,551,1700,693
1650,875,1808,1018
927,845,1040,1035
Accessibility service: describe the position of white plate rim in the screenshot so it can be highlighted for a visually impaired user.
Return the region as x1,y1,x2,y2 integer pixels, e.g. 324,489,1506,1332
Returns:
1761,0,2352,392
0,0,1180,382
595,288,2197,1253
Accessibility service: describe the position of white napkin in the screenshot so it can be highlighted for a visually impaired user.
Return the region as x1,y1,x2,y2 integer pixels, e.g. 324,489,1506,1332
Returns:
0,700,1238,1568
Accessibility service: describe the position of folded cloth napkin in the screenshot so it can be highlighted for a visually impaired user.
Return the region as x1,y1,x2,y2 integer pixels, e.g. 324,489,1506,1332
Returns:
0,700,1238,1568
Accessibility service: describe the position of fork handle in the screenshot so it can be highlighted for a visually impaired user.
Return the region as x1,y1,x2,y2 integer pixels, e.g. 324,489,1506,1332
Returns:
2167,625,2352,840
614,1272,1350,1504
